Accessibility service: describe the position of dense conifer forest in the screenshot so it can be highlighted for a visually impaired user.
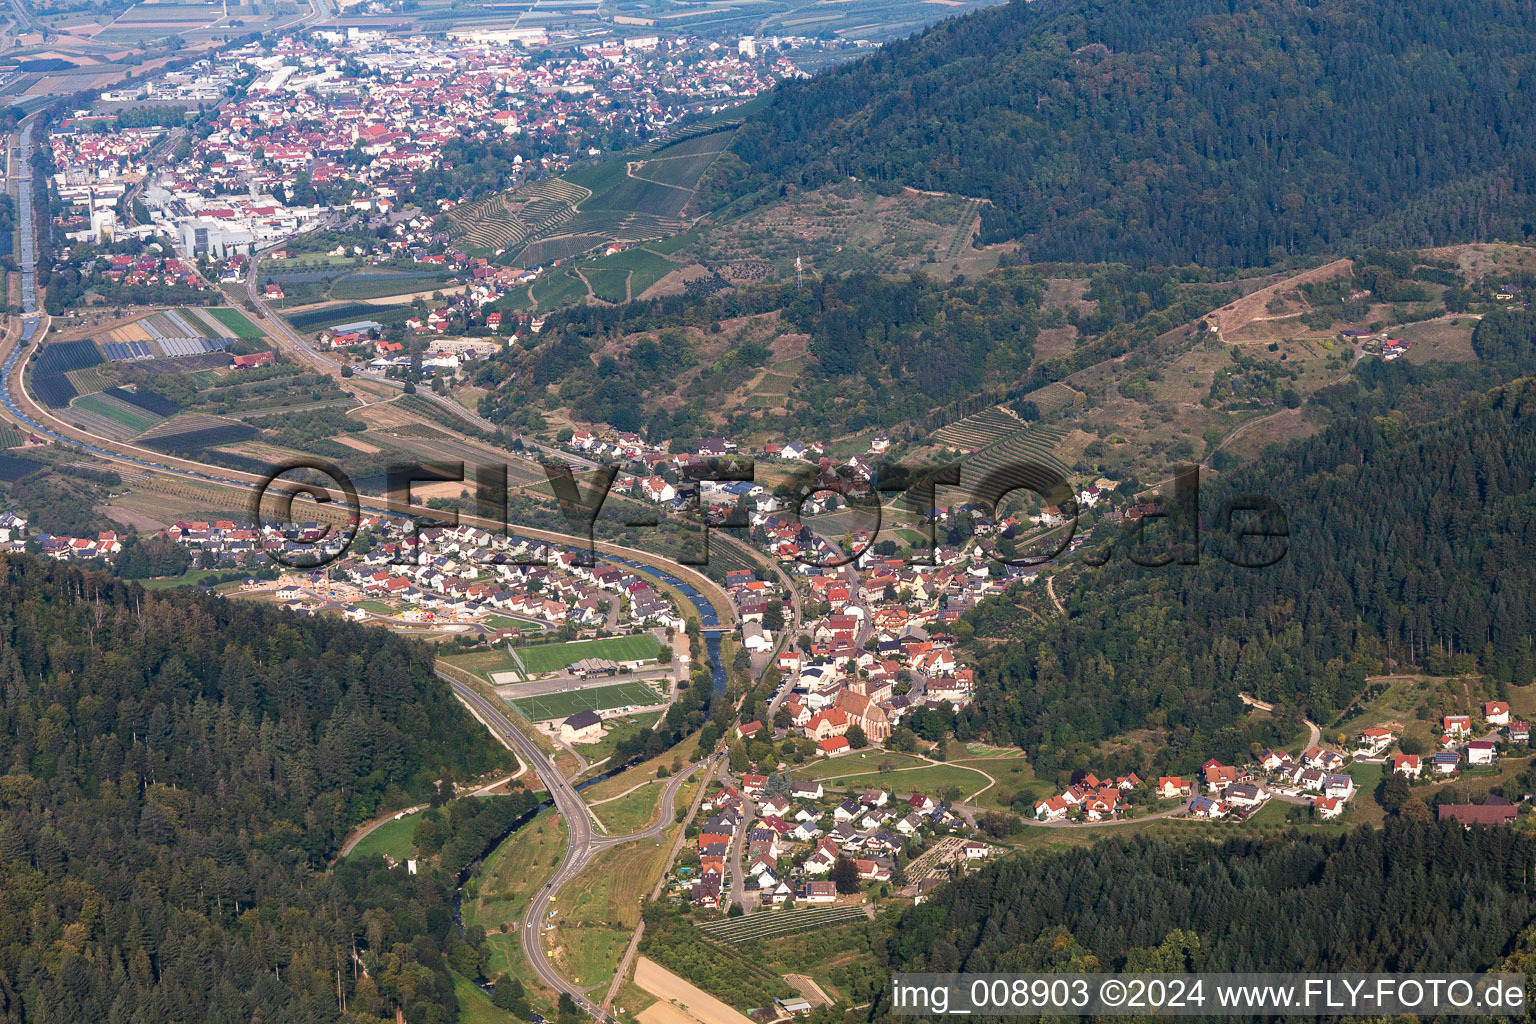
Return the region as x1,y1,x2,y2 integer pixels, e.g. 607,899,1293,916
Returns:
873,821,1536,1013
708,0,1536,266
0,559,515,1023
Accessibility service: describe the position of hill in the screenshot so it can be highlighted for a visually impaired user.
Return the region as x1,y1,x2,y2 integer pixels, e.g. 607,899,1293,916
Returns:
0,558,512,1024
956,310,1536,781
706,0,1536,267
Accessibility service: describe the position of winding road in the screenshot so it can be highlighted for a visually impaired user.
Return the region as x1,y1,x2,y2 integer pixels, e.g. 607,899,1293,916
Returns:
445,673,715,1022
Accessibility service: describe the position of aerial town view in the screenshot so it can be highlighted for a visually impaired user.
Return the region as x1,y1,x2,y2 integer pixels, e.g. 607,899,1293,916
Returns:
0,0,1535,1021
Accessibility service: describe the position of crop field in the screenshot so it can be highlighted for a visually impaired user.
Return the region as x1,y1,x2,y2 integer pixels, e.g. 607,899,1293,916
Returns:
585,248,677,299
953,424,1071,505
580,174,690,219
584,265,631,303
697,905,868,943
629,135,731,190
137,418,260,454
72,392,162,433
931,407,1030,450
329,272,448,300
209,307,265,338
530,268,591,310
34,339,105,378
1017,381,1082,416
65,366,112,395
517,634,667,676
107,387,180,417
449,177,592,254
31,374,79,408
0,426,24,449
506,680,663,722
284,303,413,332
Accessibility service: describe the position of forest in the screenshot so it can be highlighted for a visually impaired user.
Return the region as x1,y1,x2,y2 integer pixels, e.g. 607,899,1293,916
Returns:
0,558,513,1024
707,0,1536,267
476,264,1229,440
955,310,1536,779
869,820,1536,1018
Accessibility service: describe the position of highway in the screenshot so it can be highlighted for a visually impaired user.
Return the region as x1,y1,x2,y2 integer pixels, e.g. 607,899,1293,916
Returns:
6,112,729,1022
444,673,716,1022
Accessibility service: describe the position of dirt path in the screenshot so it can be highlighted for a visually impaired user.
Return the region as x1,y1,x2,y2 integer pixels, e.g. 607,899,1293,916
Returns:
634,958,755,1024
1045,573,1065,614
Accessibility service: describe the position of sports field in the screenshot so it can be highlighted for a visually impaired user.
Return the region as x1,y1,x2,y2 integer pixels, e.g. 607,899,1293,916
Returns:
506,680,663,722
516,634,666,676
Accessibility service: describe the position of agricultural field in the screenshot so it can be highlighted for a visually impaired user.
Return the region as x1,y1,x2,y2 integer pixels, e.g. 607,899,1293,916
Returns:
628,131,733,189
580,248,678,302
448,177,591,255
506,680,664,723
136,416,260,456
516,634,667,675
31,339,104,406
68,392,163,437
696,905,868,944
528,268,590,310
678,180,1003,286
284,302,413,333
930,407,1031,451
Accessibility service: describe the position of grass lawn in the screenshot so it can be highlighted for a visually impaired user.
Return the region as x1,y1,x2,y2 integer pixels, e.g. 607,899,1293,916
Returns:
591,781,664,834
580,731,703,804
507,680,664,722
358,599,396,615
952,753,1050,812
465,810,568,1017
347,812,419,863
548,836,674,988
441,648,524,683
794,750,931,781
485,614,547,633
516,635,667,676
209,307,265,339
137,568,232,590
795,758,994,801
453,971,517,1024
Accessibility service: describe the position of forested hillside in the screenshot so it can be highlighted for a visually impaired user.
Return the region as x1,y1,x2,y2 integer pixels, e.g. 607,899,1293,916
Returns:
476,264,1231,439
709,0,1536,266
877,821,1536,1005
959,312,1536,778
0,558,511,1024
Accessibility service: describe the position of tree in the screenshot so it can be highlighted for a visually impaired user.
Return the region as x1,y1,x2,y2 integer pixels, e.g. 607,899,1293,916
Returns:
1380,774,1412,815
831,857,861,894
846,724,868,749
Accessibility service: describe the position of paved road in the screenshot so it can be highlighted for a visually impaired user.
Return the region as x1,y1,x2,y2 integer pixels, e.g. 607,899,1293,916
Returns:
242,254,598,470
446,672,715,1021
714,761,756,911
